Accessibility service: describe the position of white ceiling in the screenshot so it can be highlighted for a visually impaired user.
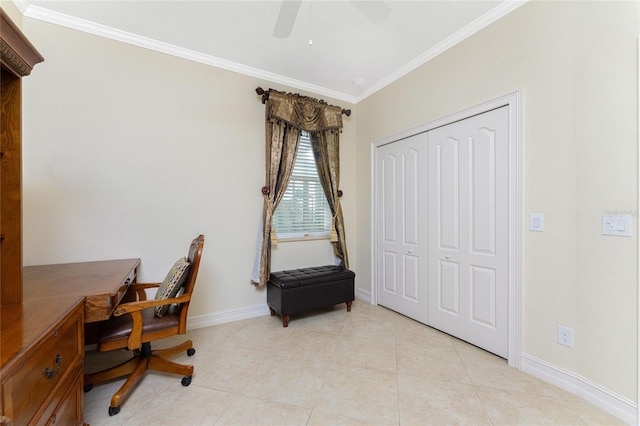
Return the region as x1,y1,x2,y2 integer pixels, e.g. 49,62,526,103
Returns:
16,0,526,103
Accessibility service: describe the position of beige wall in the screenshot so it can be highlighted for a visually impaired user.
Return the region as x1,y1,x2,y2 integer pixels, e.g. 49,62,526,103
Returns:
11,0,638,409
356,1,638,401
1,0,23,27
19,18,356,320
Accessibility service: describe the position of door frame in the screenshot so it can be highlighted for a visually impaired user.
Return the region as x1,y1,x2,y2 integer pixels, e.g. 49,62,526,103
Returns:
370,90,523,367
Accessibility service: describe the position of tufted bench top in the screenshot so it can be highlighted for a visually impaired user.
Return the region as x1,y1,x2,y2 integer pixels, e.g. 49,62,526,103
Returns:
269,265,355,290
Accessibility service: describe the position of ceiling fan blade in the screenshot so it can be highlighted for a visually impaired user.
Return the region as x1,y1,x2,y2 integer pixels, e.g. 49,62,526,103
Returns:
350,1,390,24
273,0,302,39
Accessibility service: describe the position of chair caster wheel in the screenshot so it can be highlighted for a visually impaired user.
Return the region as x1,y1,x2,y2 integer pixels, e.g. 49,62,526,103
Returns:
83,384,93,393
187,348,196,356
181,375,192,386
108,406,120,416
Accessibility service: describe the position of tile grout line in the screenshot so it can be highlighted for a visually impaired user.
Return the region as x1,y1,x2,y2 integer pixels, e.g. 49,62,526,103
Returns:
453,342,496,426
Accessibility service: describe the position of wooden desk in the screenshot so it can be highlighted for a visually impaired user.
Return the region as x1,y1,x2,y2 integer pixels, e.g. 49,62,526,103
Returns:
23,258,141,323
1,296,84,425
1,258,141,425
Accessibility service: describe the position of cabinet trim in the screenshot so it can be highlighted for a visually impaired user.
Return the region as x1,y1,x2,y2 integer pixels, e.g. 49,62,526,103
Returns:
0,8,44,77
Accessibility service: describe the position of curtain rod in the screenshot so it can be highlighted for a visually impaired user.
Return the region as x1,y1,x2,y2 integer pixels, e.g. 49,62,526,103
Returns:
255,87,351,117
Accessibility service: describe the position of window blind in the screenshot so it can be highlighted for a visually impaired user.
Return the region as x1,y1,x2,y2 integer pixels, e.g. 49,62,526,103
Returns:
273,132,332,236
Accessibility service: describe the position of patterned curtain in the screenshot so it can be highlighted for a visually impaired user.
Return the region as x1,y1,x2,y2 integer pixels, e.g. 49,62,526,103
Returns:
310,131,349,268
257,119,300,287
253,89,346,286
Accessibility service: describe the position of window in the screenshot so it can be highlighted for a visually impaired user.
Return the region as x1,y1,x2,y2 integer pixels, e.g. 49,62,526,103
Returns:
273,131,332,239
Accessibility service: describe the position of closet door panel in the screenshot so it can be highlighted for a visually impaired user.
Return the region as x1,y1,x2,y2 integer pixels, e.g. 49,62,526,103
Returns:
470,128,496,256
429,133,465,336
437,138,460,251
429,107,509,358
376,134,428,324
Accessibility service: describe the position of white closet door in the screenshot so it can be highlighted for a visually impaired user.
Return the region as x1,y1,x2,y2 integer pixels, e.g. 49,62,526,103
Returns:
376,133,428,324
428,106,509,357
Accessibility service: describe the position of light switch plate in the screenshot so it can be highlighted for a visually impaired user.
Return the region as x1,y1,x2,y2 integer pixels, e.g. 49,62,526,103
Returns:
529,213,544,232
602,214,632,237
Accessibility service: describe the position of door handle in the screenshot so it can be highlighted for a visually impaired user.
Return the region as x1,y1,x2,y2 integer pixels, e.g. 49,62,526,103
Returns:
408,249,413,254
445,255,451,260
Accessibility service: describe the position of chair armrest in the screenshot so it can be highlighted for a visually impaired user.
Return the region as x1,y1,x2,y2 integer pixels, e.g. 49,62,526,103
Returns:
113,293,191,316
113,293,191,350
131,282,162,289
126,282,161,302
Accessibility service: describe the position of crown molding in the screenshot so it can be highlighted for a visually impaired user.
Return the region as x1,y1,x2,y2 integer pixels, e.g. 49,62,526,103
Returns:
354,0,528,103
19,0,527,105
20,4,356,104
11,0,28,14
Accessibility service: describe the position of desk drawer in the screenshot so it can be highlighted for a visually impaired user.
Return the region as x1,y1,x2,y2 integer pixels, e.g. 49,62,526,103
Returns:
41,365,83,426
2,304,83,425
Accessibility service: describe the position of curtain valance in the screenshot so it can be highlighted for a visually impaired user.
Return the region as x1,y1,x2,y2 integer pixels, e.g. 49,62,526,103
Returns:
266,90,343,133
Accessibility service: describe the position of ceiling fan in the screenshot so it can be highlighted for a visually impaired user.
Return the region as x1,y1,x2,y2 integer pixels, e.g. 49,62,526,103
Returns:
273,0,391,39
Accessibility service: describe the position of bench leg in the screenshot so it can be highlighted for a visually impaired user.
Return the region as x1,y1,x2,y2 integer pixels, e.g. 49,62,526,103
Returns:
346,301,353,312
269,307,288,327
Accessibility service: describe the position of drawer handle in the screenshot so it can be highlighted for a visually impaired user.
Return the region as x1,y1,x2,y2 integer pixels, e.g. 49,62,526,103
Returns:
44,354,62,379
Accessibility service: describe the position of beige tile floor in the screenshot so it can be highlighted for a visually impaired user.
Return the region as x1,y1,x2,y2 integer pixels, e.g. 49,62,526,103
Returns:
83,301,624,425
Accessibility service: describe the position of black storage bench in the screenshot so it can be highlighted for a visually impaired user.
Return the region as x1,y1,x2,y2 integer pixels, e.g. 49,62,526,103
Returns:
267,265,355,327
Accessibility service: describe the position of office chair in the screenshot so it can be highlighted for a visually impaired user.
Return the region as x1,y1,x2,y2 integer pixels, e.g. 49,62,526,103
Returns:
84,235,205,416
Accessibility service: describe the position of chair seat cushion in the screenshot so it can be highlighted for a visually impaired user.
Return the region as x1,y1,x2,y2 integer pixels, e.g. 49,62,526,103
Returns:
98,308,180,344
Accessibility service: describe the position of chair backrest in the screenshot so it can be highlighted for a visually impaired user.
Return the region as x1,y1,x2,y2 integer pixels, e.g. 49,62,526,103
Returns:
177,234,204,333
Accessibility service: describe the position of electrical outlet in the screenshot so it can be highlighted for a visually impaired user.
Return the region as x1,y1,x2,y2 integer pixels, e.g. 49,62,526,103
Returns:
557,325,574,348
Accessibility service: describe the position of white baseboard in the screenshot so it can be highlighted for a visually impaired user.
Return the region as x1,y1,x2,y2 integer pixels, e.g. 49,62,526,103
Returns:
355,286,372,304
187,303,271,330
522,353,637,425
190,292,376,330
189,288,375,331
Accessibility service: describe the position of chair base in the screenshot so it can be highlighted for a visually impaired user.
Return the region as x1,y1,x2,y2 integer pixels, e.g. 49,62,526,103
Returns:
84,339,195,415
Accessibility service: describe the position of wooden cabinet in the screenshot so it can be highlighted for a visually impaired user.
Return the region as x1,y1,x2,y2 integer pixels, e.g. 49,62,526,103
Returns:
0,64,23,301
1,297,85,425
0,7,44,305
